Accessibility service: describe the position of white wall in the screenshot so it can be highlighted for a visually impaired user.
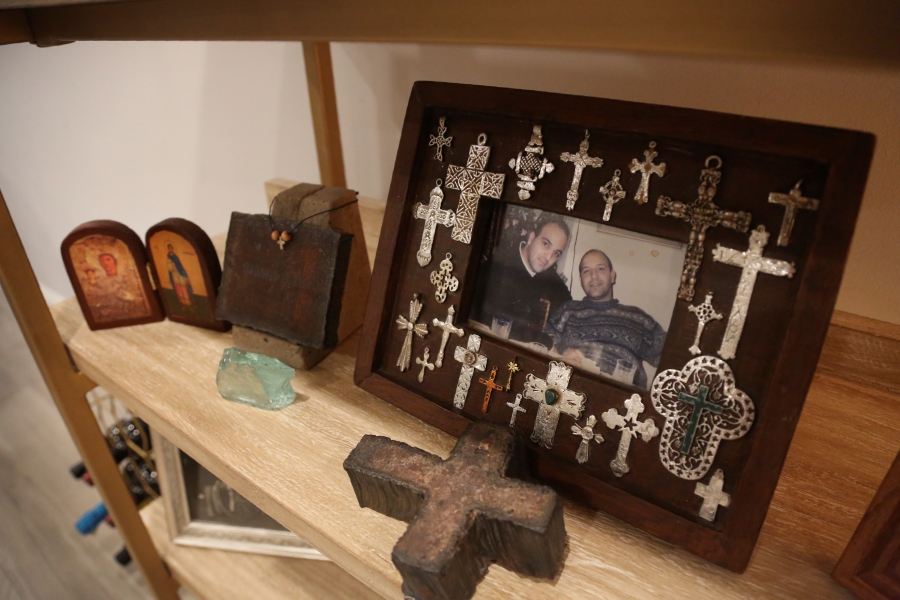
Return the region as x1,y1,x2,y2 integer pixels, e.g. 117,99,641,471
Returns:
1,41,898,323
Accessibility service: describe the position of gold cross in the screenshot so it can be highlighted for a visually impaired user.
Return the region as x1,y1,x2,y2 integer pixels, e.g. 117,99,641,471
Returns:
504,361,520,392
478,366,503,413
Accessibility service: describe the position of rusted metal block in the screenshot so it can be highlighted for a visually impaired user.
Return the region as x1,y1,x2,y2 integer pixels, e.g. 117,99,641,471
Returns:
344,422,566,600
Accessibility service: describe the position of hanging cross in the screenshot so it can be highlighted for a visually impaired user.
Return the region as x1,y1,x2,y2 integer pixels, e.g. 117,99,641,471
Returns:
601,393,659,477
445,133,506,244
694,469,731,522
571,415,604,464
628,141,667,205
560,130,604,210
413,180,455,267
507,393,526,428
768,180,819,247
687,292,723,355
656,155,752,302
599,169,626,221
478,366,504,413
276,237,287,250
395,293,428,372
343,422,566,600
429,253,459,303
428,116,453,161
431,305,463,368
415,347,434,383
509,124,554,201
453,334,488,409
504,360,520,391
712,225,795,360
522,361,586,449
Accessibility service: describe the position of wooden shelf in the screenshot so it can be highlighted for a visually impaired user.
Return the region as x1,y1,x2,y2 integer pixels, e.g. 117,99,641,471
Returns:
52,201,900,599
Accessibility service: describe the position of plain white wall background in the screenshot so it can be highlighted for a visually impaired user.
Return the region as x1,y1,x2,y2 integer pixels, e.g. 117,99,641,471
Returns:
1,41,898,323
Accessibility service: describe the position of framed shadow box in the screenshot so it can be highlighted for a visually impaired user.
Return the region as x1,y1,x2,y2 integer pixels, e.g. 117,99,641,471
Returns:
355,81,874,572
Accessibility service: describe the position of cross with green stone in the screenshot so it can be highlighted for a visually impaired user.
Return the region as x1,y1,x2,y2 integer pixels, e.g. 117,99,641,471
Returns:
522,361,586,449
677,385,723,454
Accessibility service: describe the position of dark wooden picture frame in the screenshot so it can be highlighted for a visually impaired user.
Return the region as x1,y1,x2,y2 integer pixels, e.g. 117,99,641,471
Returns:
355,82,874,572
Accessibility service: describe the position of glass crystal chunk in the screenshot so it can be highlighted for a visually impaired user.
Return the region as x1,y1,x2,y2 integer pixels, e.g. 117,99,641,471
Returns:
216,347,296,410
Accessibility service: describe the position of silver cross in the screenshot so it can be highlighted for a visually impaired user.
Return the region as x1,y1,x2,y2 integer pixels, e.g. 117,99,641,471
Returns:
712,225,795,360
428,116,453,162
415,347,435,383
571,415,604,464
445,133,506,244
429,253,459,303
695,468,731,522
509,125,554,201
628,141,667,205
506,393,526,428
522,361,586,449
431,305,463,368
599,169,626,222
768,180,819,247
601,393,659,477
687,292,723,356
452,334,488,409
413,180,455,267
395,293,428,372
560,130,604,210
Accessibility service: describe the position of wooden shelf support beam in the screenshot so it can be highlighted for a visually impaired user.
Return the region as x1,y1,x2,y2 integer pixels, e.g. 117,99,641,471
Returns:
303,41,347,189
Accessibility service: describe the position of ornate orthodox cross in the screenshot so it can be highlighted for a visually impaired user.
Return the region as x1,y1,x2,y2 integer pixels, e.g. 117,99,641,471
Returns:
509,124,554,201
478,366,504,413
522,361,586,449
712,225,795,360
656,156,752,302
599,169,626,222
687,292,723,355
571,415,604,464
559,130,603,210
343,422,566,600
395,293,428,372
768,180,819,247
415,347,434,383
507,393,526,428
453,334,488,409
601,394,659,477
445,133,506,244
429,253,459,303
431,305,463,368
504,360,520,392
413,181,455,267
628,141,666,205
428,116,452,161
694,469,731,521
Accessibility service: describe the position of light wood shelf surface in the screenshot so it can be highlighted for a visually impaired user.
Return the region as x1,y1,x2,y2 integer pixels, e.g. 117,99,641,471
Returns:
52,202,899,599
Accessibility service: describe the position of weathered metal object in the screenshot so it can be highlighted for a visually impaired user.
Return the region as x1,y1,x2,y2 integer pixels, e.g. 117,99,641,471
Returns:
768,180,819,247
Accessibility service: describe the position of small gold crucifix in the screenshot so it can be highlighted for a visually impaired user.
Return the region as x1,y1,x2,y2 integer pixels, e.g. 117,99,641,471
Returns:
478,366,503,413
504,360,520,392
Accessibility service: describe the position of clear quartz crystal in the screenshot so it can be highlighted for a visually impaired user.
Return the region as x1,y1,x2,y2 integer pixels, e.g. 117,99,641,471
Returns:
216,347,296,410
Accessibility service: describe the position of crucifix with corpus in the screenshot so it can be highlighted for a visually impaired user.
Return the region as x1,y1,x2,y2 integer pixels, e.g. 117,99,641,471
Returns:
559,130,603,210
768,180,819,247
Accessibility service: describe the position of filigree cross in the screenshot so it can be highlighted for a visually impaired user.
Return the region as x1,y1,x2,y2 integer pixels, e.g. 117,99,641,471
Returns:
695,469,731,521
478,366,504,413
522,361,586,449
396,293,428,372
768,180,819,247
571,415,604,464
687,292,723,356
628,141,666,205
429,253,459,303
428,116,453,161
445,133,506,244
560,130,603,210
431,305,463,368
413,180,455,267
601,394,659,477
453,334,488,409
599,169,626,222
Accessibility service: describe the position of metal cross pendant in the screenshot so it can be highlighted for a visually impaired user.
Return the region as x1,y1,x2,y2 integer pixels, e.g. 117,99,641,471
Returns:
452,334,488,409
504,361,520,391
428,116,453,161
415,347,434,382
396,293,428,372
414,180,456,267
601,394,659,477
571,415,604,464
599,169,626,221
695,469,731,521
478,366,504,413
628,141,666,205
431,305,463,368
509,125,554,201
656,156,752,301
506,393,526,428
522,361,586,449
445,133,506,244
560,130,603,210
768,180,819,247
429,253,459,303
712,225,795,360
687,292,723,355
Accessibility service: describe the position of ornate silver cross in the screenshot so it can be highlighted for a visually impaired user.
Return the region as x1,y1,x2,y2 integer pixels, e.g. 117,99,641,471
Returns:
429,253,459,303
656,156,752,301
506,393,526,428
651,356,755,480
695,469,731,522
571,415,604,464
768,180,819,247
396,293,428,372
509,125,554,201
445,133,506,244
522,361,586,449
559,130,603,210
599,169,626,222
452,334,488,409
431,305,463,368
628,141,666,205
687,292,723,356
428,116,452,161
415,347,434,382
712,225,795,360
414,180,456,267
601,393,659,477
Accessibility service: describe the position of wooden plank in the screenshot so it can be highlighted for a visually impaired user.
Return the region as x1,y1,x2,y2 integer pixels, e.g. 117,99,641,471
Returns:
818,321,900,395
302,42,346,189
0,9,33,45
